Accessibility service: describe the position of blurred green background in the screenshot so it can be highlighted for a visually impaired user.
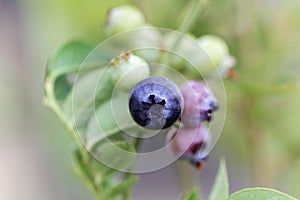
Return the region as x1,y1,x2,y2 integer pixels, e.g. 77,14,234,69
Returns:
1,0,300,199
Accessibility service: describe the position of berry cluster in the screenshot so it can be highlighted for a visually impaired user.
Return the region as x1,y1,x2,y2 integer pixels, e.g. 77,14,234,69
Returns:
105,5,234,171
167,81,217,170
128,77,217,170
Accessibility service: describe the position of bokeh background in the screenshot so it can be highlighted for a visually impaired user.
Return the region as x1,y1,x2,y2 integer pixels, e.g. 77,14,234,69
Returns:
1,0,300,199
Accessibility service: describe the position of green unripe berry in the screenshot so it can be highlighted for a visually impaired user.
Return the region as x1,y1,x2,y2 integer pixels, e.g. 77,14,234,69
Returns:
105,6,146,35
130,26,162,63
111,52,150,90
196,35,229,73
163,33,197,71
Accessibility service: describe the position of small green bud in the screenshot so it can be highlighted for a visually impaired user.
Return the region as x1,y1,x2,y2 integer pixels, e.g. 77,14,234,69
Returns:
111,52,150,90
105,5,146,35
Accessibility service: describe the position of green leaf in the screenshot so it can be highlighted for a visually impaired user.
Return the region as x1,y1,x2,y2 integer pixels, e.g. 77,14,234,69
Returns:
53,75,72,104
208,159,229,200
47,40,95,76
62,70,102,120
183,188,199,200
90,158,118,181
44,39,140,200
108,175,139,199
62,68,115,134
86,94,137,146
72,148,95,191
226,188,298,200
45,38,117,110
92,141,136,172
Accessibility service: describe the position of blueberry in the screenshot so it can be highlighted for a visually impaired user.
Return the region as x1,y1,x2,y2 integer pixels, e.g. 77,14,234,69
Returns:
129,76,183,130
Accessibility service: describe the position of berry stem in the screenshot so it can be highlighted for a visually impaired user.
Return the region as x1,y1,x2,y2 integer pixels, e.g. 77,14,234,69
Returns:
178,0,207,34
43,74,86,154
169,0,207,56
44,75,110,199
159,0,207,70
133,132,143,150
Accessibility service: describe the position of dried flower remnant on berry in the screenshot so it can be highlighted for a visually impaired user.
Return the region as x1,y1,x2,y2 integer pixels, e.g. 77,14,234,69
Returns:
111,52,150,90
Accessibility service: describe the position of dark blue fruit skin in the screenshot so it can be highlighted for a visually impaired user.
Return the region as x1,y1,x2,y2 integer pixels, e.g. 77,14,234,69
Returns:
129,76,183,130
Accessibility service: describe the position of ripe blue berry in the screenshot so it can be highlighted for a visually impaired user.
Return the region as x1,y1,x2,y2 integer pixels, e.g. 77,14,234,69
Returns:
166,125,211,171
180,81,218,127
129,76,183,130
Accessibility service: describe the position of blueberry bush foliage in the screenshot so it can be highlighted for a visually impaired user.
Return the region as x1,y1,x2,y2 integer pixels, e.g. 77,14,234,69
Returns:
43,0,300,199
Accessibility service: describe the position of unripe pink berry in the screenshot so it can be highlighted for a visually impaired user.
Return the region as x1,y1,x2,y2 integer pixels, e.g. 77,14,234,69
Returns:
180,81,218,127
166,125,211,170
